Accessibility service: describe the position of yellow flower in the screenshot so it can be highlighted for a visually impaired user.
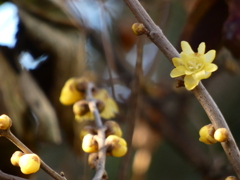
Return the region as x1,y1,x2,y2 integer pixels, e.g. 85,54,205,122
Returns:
170,41,218,90
75,89,118,121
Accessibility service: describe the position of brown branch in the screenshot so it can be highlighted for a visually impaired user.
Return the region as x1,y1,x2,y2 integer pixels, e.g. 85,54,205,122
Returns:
86,83,107,180
0,130,67,180
117,38,144,180
122,0,240,178
0,170,27,180
97,0,116,100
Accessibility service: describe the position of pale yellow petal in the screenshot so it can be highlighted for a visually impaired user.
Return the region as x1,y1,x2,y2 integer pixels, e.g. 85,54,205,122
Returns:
204,63,218,72
198,42,206,54
192,70,207,81
184,75,199,90
180,52,190,65
202,72,212,79
181,41,194,54
172,58,182,67
170,66,186,77
204,50,216,63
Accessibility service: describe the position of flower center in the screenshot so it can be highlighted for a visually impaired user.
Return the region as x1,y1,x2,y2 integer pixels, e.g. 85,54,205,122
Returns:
187,57,203,71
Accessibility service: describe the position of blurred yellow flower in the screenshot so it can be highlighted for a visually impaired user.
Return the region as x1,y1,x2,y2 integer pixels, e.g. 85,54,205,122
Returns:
170,41,218,90
75,89,118,122
59,78,87,105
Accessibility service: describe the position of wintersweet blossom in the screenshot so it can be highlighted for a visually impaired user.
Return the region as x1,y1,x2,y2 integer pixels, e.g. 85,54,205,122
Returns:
170,41,218,90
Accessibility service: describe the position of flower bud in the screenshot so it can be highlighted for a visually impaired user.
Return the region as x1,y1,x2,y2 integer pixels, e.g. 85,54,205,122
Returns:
59,78,86,105
88,153,98,169
132,23,149,36
105,135,127,157
79,126,96,140
105,121,122,137
82,134,98,153
11,151,24,166
73,100,89,116
214,128,228,142
199,124,217,145
0,114,12,130
19,154,40,174
225,176,237,180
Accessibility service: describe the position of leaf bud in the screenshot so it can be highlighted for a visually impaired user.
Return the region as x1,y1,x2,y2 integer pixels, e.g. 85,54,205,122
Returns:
82,134,98,153
214,128,228,142
132,23,149,36
199,124,217,145
105,121,122,137
19,154,41,174
0,114,12,130
105,135,127,157
11,151,24,166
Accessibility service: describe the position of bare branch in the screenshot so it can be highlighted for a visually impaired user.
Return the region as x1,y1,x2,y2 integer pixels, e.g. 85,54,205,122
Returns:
122,0,240,178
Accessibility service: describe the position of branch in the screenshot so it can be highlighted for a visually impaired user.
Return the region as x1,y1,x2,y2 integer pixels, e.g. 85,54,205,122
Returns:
0,130,67,180
0,170,27,180
122,0,240,178
86,83,107,180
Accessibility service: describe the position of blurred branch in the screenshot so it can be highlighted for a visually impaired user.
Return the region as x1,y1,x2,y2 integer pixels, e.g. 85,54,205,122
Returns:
122,0,240,178
97,0,116,99
0,170,27,180
1,130,67,180
86,83,107,180
117,38,144,180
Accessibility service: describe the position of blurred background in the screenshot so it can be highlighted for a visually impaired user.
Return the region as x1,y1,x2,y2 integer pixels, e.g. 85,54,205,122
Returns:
0,0,240,179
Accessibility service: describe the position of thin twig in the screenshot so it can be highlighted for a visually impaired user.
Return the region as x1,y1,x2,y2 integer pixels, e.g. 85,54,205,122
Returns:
122,0,240,178
86,83,107,180
117,38,144,180
0,130,67,180
97,0,116,100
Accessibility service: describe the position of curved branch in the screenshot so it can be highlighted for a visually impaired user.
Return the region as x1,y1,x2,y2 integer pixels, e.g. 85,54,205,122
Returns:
122,0,240,178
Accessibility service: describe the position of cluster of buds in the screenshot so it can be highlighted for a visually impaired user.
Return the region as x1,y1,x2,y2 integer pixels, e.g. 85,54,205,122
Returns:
81,121,127,158
199,124,229,145
11,151,40,174
59,77,118,122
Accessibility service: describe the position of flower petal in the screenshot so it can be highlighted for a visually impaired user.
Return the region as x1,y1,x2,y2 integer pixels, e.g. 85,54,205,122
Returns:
204,63,218,72
170,66,186,77
202,72,212,79
180,52,190,65
184,75,199,90
204,50,216,63
172,58,182,67
181,41,194,54
192,70,207,81
198,42,206,54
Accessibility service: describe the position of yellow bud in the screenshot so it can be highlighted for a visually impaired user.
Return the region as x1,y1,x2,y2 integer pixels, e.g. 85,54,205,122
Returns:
11,151,24,166
105,135,127,157
82,134,98,153
105,121,122,137
214,128,228,142
225,176,237,180
19,154,40,174
79,126,96,141
199,124,217,145
73,100,89,116
131,23,149,36
59,78,87,105
0,114,12,130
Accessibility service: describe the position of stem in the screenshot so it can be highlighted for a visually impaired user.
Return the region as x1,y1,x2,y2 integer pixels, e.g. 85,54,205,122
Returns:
86,83,107,180
1,130,67,180
117,38,143,180
122,0,240,178
98,0,116,100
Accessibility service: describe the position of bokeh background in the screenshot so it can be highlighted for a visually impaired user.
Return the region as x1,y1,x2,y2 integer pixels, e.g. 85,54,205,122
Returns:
0,0,240,179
